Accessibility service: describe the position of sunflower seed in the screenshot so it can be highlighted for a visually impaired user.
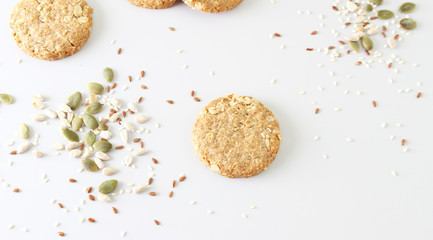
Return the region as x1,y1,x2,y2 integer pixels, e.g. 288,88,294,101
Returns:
45,109,58,119
122,122,135,132
85,102,103,114
71,117,83,131
120,129,128,144
88,93,97,103
399,2,416,13
93,141,112,152
123,155,133,167
377,10,394,19
103,67,114,83
32,102,45,109
109,113,120,122
134,184,147,194
65,142,80,151
98,193,112,202
400,18,417,30
0,94,13,104
99,131,112,140
69,149,83,158
84,131,96,146
17,141,31,154
133,148,148,156
32,94,45,102
95,151,110,161
348,41,361,52
82,159,98,172
58,104,73,113
94,158,105,169
127,102,137,113
83,113,98,130
81,148,92,159
87,83,104,94
51,144,65,150
32,150,44,158
387,37,397,48
19,124,30,140
135,115,149,123
102,167,117,176
98,179,118,194
346,1,358,12
66,92,82,110
32,114,47,122
361,36,374,50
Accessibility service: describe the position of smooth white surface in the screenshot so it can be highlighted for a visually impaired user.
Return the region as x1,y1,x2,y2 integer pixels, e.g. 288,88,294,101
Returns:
1,0,433,239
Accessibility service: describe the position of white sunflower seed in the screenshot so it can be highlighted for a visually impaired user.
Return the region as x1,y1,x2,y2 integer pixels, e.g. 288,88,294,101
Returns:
51,143,65,150
65,142,80,151
133,184,147,194
32,150,43,158
122,122,135,132
69,149,82,158
31,114,47,122
135,115,149,124
95,151,110,161
100,131,112,140
109,113,120,122
127,102,137,113
17,141,31,154
120,129,128,144
133,148,148,156
102,167,117,176
94,158,105,169
98,193,112,202
123,155,133,167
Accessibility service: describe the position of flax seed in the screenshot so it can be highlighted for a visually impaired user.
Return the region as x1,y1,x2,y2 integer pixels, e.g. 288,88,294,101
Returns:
416,92,422,98
89,195,95,201
58,232,65,237
101,119,108,124
115,145,124,150
13,188,20,193
154,220,160,225
88,218,95,223
133,138,141,143
169,27,175,31
139,141,144,148
128,109,134,115
106,86,111,93
9,150,17,155
122,111,126,118
169,191,173,198
401,139,406,146
365,50,370,56
83,103,89,106
87,186,93,193
381,32,386,38
117,48,122,55
140,85,147,90
110,109,117,113
191,90,195,97
193,97,201,102
273,33,281,37
58,203,64,208
306,48,314,51
128,75,132,82
394,34,400,40
338,40,345,45
166,100,174,104
315,108,319,114
148,178,153,185
370,16,378,20
80,144,84,151
140,71,145,78
137,97,143,103
344,22,351,26
101,138,108,142
149,192,157,196
372,101,377,107
332,6,339,11
328,46,335,50
382,26,387,32
111,83,117,89
69,178,77,183
179,176,186,182
112,207,118,214
363,22,370,27
311,30,318,35
355,61,362,66
152,158,158,164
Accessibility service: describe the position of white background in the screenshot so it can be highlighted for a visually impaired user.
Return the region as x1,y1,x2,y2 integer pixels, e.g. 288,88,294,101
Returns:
0,0,432,239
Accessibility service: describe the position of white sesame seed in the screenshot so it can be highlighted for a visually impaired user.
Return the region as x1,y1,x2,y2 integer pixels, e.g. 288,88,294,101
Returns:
417,81,422,86
18,58,22,63
21,227,29,232
250,205,257,209
297,10,303,14
381,122,387,128
80,217,85,223
390,136,396,140
54,222,60,227
241,213,248,218
395,123,403,127
111,40,116,45
390,170,398,176
207,210,214,214
402,147,409,152
63,208,69,213
74,206,80,212
317,64,324,68
80,199,86,205
50,199,57,204
322,153,328,159
8,224,15,230
317,86,324,91
333,81,339,86
356,91,363,95
177,49,183,54
121,231,127,237
412,63,418,68
183,64,189,69
209,70,215,76
346,138,353,142
155,122,160,128
8,161,13,167
334,107,341,111
397,89,403,94
190,200,197,205
280,45,286,49
299,91,306,95
319,14,324,20
313,136,320,141
270,79,276,84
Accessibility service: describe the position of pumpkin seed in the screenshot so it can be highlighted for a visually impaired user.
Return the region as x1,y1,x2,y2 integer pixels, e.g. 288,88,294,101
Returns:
98,122,109,131
98,179,118,194
361,36,374,51
84,131,96,146
365,4,373,12
103,67,114,82
19,124,30,140
82,159,99,172
377,10,394,19
66,92,82,110
87,83,104,94
348,41,360,52
93,141,112,152
0,94,14,104
399,2,416,13
370,0,383,5
400,18,417,30
85,102,103,114
71,117,83,131
83,113,98,130
62,128,79,142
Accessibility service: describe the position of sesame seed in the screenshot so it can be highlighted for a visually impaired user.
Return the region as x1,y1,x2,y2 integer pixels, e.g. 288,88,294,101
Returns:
334,107,341,112
390,170,398,176
313,136,320,141
241,214,248,218
190,200,197,205
121,231,127,237
207,210,214,214
8,224,14,230
346,138,353,142
390,136,396,140
322,154,328,159
402,147,409,152
250,205,257,209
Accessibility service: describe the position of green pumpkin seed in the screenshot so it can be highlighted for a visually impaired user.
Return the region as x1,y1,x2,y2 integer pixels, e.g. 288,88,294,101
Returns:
361,36,374,51
98,122,109,131
93,140,112,152
103,67,114,83
83,113,98,130
365,4,373,12
399,2,416,13
377,10,394,19
370,0,383,5
19,124,30,140
66,92,82,110
0,94,14,104
87,83,104,95
348,41,360,52
400,18,417,30
84,131,96,146
71,117,83,131
82,159,99,172
85,102,103,114
62,128,79,142
98,179,118,194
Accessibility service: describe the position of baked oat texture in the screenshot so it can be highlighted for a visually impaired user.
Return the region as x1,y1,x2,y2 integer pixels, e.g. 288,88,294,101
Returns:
192,94,281,178
10,0,93,61
183,0,243,13
128,0,177,9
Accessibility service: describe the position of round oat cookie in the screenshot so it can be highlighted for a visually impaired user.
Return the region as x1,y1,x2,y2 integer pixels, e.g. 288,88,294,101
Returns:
128,0,177,9
183,0,243,13
10,0,93,61
192,94,281,178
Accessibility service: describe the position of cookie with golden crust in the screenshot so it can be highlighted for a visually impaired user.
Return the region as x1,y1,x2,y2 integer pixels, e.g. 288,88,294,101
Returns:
192,94,281,178
183,0,243,13
128,0,177,9
10,0,93,61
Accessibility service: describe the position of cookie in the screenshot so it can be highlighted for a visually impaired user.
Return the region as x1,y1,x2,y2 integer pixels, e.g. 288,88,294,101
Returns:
10,0,93,61
183,0,243,13
192,94,281,178
128,0,177,9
